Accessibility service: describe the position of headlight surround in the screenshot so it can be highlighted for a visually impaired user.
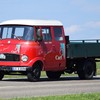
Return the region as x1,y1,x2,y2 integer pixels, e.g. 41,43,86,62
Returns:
21,55,28,62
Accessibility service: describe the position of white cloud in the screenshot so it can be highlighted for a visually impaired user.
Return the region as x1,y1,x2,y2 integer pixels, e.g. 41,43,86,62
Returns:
65,21,100,34
65,25,81,35
64,21,100,39
65,21,100,40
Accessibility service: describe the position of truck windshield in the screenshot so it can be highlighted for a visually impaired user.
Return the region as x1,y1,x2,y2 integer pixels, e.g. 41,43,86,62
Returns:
0,26,34,41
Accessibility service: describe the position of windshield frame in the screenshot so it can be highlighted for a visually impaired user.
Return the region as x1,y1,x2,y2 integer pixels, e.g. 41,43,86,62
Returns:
0,25,34,41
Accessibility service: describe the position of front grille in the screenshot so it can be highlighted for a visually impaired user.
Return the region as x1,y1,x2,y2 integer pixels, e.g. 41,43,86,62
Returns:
0,53,20,61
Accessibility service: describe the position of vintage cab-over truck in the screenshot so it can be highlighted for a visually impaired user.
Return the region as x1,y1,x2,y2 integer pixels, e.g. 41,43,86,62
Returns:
0,19,99,81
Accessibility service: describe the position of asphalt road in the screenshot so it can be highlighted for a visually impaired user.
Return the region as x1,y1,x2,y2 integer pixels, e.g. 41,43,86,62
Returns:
0,76,100,99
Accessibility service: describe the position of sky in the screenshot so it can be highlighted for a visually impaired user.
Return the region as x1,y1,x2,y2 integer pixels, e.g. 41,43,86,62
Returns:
0,0,100,40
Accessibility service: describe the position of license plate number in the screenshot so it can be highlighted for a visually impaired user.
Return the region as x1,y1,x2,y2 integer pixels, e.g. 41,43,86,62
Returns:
12,67,26,71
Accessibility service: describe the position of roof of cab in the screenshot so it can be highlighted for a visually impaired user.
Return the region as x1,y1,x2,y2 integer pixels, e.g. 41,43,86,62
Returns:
0,19,63,26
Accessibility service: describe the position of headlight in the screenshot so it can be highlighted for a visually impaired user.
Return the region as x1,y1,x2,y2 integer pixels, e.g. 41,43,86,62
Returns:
21,55,28,62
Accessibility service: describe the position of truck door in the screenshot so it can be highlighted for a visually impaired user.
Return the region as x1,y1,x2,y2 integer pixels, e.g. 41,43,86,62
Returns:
52,26,66,70
36,26,55,70
36,26,66,71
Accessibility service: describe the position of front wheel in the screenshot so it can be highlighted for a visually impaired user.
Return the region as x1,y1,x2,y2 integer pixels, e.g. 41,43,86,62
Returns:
27,65,41,82
46,71,62,80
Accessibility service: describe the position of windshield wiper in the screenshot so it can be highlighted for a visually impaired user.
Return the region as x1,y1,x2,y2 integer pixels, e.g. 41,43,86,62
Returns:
13,34,20,40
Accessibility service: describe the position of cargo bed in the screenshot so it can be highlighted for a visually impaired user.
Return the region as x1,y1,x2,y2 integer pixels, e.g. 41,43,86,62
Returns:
67,39,100,58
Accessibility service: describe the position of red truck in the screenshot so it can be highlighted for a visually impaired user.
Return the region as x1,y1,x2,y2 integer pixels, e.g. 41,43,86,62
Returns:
0,19,98,81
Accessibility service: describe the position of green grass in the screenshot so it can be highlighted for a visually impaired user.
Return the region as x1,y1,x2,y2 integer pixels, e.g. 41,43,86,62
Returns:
96,62,100,69
4,93,99,100
96,62,100,75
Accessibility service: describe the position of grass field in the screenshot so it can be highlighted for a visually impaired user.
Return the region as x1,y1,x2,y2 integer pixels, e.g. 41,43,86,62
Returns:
3,93,99,100
96,62,100,75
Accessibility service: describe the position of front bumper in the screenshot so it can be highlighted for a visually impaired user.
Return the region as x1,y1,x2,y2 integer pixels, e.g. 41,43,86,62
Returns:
0,66,28,72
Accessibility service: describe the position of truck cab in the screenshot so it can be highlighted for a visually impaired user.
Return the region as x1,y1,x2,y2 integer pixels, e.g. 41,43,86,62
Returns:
0,20,66,81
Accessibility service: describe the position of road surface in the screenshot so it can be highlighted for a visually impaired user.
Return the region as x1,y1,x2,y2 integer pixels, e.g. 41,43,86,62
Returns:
0,76,100,99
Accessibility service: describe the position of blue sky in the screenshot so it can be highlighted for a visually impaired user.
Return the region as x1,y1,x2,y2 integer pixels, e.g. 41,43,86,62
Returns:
0,0,100,40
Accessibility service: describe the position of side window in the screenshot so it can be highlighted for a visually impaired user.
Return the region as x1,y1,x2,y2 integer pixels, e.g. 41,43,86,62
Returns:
54,27,63,41
42,27,52,41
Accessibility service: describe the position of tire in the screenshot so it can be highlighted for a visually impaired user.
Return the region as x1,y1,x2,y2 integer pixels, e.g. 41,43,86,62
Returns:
46,71,61,80
77,59,96,80
27,64,41,82
0,72,4,80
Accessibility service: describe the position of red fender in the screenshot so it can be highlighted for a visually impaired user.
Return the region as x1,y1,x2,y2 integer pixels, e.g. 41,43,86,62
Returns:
20,57,44,67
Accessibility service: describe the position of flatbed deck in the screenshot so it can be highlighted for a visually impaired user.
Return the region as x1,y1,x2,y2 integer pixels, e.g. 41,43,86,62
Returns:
67,39,100,58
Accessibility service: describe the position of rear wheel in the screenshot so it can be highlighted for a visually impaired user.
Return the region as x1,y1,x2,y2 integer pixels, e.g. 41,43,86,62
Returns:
77,59,96,79
46,71,62,80
0,72,4,80
27,63,42,82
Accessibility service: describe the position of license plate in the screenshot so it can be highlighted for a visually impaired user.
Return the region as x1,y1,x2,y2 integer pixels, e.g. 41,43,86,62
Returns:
12,67,27,71
0,54,6,59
